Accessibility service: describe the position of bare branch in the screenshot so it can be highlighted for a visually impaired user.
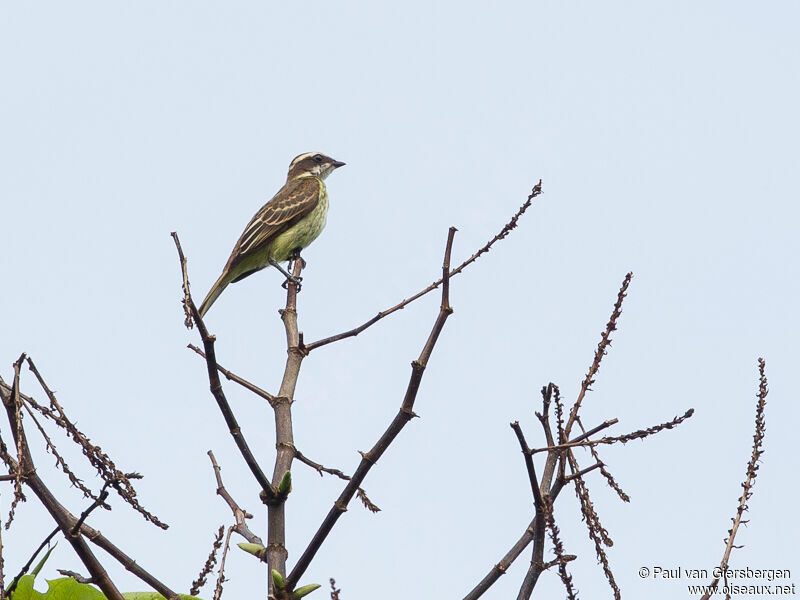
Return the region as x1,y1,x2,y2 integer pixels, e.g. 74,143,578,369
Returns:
292,445,350,481
538,496,577,600
574,415,629,502
564,272,632,439
286,227,457,589
212,527,234,600
567,451,618,599
207,451,263,546
304,182,542,352
531,409,695,454
462,519,536,600
187,344,276,404
510,422,543,509
190,526,224,596
701,358,768,600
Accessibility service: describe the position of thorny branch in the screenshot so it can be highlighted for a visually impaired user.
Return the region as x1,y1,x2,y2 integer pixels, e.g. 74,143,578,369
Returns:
564,272,632,439
190,526,225,597
700,359,768,600
292,445,378,511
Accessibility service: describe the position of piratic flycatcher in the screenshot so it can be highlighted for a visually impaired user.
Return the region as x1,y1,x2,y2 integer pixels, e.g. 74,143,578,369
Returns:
198,152,345,317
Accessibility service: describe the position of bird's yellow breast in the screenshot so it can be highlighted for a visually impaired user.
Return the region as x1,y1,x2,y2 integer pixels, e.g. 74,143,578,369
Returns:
269,182,329,262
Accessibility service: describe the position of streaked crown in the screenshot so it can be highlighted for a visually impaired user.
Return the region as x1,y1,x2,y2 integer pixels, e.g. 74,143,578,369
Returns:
287,152,346,181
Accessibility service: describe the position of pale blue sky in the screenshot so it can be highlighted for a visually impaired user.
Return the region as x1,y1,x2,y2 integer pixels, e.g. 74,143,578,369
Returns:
3,2,799,599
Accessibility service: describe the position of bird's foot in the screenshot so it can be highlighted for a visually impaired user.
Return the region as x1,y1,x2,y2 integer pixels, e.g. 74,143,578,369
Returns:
281,274,303,291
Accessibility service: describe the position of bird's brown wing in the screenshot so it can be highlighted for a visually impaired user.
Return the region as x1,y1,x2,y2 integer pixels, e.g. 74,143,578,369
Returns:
224,176,321,274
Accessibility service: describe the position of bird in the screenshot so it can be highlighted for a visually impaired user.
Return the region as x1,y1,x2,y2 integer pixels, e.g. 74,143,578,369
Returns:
198,152,345,317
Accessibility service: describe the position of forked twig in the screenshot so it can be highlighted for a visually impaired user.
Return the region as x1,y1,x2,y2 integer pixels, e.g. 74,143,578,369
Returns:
286,227,458,590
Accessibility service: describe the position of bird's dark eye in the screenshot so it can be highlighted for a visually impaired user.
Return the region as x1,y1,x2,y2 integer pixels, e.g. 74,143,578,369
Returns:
313,154,323,163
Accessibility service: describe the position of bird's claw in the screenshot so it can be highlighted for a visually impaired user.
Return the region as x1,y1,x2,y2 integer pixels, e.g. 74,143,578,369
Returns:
282,275,303,291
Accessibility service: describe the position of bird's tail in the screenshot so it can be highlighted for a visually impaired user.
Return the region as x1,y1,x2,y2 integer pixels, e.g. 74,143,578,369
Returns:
198,273,229,318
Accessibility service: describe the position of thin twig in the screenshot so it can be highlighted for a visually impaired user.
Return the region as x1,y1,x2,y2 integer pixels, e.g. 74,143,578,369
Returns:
292,446,349,481
700,358,768,600
190,526,224,596
530,409,694,454
304,183,542,352
213,527,234,600
564,272,632,439
462,519,537,600
5,527,59,596
187,345,276,404
539,497,577,600
510,422,543,509
70,488,110,535
207,451,263,546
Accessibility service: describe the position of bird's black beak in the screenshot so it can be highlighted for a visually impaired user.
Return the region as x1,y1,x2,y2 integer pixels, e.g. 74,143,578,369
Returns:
332,159,346,168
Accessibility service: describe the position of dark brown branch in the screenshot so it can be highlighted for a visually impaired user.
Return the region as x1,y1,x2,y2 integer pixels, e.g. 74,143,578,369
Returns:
701,358,768,600
70,488,110,535
464,519,537,600
292,445,349,481
563,462,602,483
304,182,542,352
564,272,632,439
171,232,275,500
286,227,457,589
510,422,543,509
5,526,59,596
78,522,177,597
187,345,276,404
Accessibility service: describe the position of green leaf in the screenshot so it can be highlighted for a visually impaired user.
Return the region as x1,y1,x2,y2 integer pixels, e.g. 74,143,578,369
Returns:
238,542,266,559
277,471,292,495
271,570,286,591
293,584,321,598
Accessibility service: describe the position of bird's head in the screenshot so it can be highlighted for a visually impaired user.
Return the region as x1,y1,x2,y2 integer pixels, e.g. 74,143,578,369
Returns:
287,152,346,181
